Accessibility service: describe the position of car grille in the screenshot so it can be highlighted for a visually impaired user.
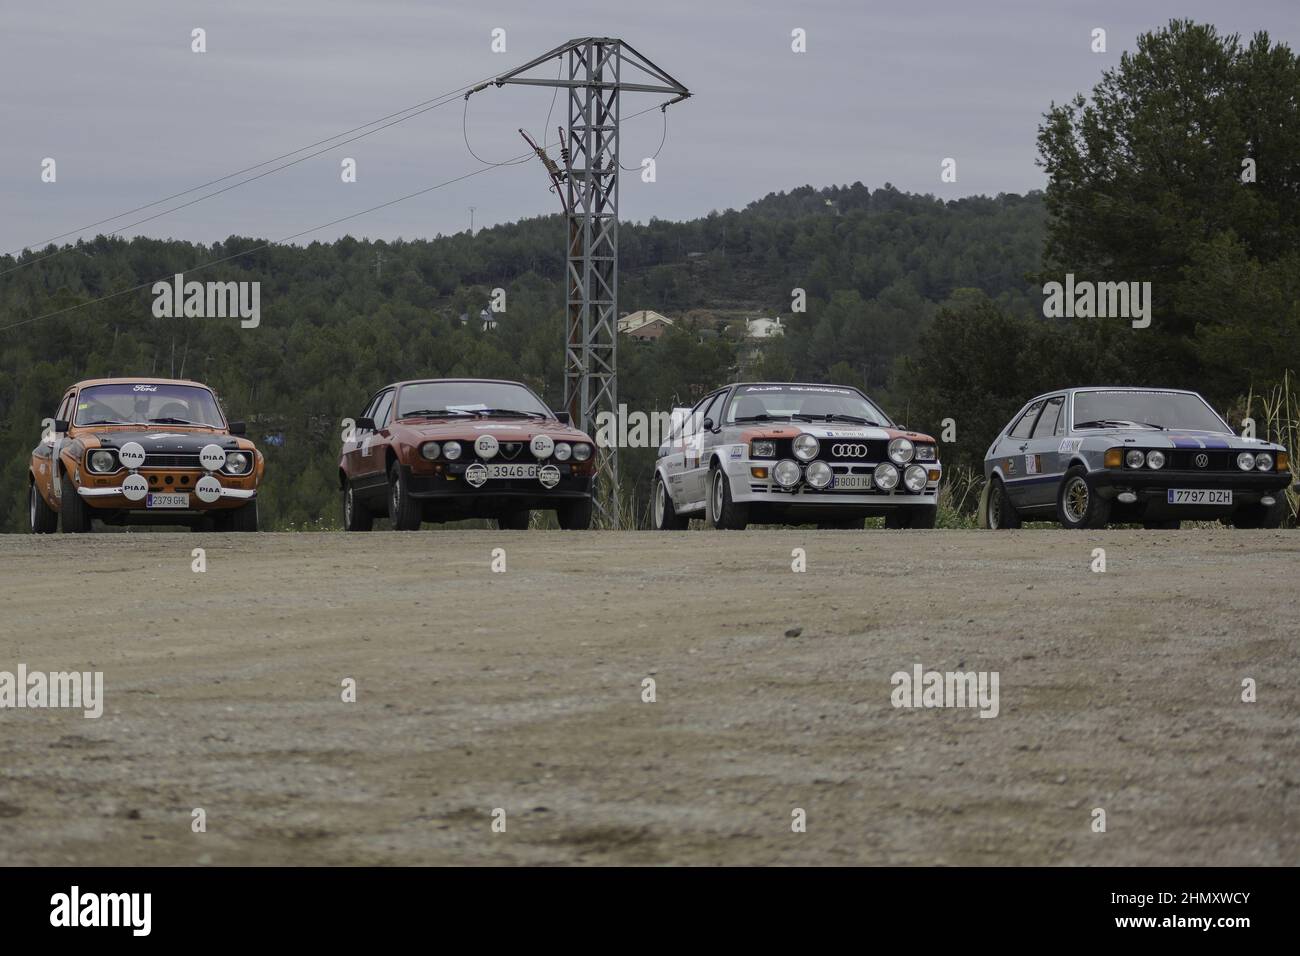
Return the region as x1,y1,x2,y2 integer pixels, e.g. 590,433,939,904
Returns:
764,437,889,463
142,453,203,468
1164,451,1236,471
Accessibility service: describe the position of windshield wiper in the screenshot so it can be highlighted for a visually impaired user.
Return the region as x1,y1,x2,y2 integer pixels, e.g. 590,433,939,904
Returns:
733,414,789,422
1137,421,1169,430
400,408,475,419
822,413,880,425
81,419,134,426
1074,419,1140,429
148,417,205,425
474,408,548,419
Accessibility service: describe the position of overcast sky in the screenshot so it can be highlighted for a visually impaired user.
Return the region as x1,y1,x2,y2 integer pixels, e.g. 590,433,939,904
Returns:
1,0,1295,254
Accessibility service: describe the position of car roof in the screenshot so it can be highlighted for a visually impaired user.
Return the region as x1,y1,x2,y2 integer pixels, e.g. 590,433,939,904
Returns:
1025,386,1204,403
730,381,867,391
72,377,212,389
385,378,528,390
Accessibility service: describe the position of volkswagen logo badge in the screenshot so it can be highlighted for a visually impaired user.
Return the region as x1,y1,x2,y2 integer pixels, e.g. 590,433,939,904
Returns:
830,443,868,458
1194,453,1209,468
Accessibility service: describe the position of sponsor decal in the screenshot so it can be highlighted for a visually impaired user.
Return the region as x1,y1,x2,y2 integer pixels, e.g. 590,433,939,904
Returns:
1025,454,1041,475
1059,438,1083,454
538,464,561,488
729,445,744,459
1005,457,1017,476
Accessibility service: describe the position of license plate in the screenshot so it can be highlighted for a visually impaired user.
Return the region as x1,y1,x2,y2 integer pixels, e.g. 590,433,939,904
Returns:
487,463,538,480
1167,489,1232,505
146,493,190,508
833,475,872,491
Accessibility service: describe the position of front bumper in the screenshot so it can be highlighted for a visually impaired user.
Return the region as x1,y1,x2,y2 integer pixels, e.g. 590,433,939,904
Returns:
75,472,257,509
724,457,940,509
1092,468,1289,515
404,462,592,502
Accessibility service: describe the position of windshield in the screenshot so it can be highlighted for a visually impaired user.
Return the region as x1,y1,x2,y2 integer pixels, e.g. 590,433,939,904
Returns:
74,383,226,427
395,381,552,419
1072,390,1229,433
725,384,891,426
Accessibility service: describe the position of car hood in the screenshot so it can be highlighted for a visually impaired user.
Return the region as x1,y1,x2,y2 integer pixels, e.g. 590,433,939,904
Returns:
88,429,245,453
731,422,935,443
1073,429,1283,451
395,418,593,443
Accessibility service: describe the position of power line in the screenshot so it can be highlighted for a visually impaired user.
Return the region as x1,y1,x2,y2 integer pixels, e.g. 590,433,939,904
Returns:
0,73,502,271
0,104,666,335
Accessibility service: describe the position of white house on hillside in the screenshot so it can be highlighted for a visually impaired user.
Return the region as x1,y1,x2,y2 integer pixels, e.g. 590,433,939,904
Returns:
618,310,675,341
745,316,784,339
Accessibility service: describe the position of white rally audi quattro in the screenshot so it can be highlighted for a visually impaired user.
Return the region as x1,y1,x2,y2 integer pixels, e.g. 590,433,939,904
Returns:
652,382,941,530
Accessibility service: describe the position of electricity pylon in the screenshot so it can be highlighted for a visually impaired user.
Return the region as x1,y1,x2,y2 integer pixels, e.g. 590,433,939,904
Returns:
467,38,689,526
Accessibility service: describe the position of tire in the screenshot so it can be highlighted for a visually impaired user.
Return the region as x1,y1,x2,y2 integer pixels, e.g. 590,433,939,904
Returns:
496,510,530,530
342,479,373,532
215,502,258,530
556,497,593,530
1142,519,1181,530
985,476,1021,530
1056,466,1110,529
59,475,93,533
706,464,748,530
29,481,57,534
387,462,422,530
1231,498,1285,529
652,474,689,530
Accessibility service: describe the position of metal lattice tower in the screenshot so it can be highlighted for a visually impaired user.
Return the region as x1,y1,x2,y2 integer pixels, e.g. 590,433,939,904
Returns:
467,39,689,526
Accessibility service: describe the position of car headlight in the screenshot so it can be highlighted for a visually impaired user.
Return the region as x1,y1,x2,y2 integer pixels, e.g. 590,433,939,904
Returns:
792,433,819,461
88,450,116,473
903,464,927,492
1256,453,1273,471
773,459,801,487
750,440,776,458
1236,451,1255,471
888,437,914,464
873,462,899,491
554,442,572,461
805,461,832,489
1146,450,1165,470
444,440,463,461
572,443,592,462
420,441,441,460
914,444,936,462
223,451,251,475
1125,449,1146,469
475,435,499,459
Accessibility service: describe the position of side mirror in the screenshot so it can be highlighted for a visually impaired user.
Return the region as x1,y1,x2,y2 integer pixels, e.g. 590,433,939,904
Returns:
356,416,376,432
702,417,715,432
228,421,247,436
54,420,69,434
555,411,571,425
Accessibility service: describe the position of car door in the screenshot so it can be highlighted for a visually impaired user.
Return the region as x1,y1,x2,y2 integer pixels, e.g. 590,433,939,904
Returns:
1021,395,1065,508
681,391,725,507
658,407,690,509
998,399,1045,508
44,390,76,505
344,389,391,490
698,386,733,474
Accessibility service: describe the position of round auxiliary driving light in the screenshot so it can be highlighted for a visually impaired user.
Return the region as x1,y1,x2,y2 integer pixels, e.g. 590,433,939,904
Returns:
873,463,900,491
806,461,833,489
792,433,819,462
773,459,801,488
118,441,146,469
553,442,572,461
195,475,222,503
1236,452,1255,471
443,441,463,461
199,443,227,471
888,437,915,465
1146,450,1165,470
121,474,149,502
475,435,499,459
903,464,928,492
531,434,554,458
1125,449,1146,469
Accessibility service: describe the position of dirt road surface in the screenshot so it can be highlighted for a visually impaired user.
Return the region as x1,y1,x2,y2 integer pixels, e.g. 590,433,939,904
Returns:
1,529,1295,865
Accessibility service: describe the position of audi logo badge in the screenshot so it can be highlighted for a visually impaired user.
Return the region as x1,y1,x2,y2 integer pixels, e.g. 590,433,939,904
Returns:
830,443,869,458
1194,453,1209,468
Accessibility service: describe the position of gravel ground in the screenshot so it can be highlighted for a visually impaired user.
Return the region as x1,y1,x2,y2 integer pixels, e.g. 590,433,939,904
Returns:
0,528,1295,865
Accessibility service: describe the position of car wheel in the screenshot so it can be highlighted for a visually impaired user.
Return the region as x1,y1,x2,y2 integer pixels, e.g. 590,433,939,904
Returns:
706,464,748,530
342,480,373,531
59,476,93,533
387,462,423,530
556,497,593,530
496,510,530,530
652,474,689,530
30,481,57,534
985,476,1021,530
1230,498,1286,529
1057,466,1110,529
